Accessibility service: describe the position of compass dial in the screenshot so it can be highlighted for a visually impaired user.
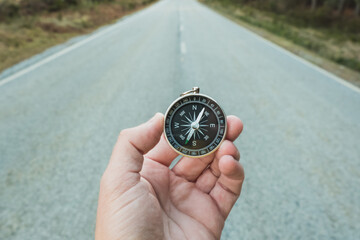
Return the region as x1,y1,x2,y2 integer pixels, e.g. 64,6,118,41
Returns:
164,93,227,158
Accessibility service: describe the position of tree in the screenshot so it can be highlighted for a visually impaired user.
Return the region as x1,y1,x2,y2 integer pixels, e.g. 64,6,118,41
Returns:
311,0,317,11
337,0,347,14
355,0,360,16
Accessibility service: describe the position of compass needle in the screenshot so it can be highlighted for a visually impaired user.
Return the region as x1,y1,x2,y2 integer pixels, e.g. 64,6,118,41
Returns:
195,108,205,124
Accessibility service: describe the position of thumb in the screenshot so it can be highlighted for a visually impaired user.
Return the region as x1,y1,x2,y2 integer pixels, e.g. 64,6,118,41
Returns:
108,113,164,176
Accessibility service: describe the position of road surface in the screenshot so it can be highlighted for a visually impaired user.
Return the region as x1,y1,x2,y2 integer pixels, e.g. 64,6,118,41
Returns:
1,0,359,239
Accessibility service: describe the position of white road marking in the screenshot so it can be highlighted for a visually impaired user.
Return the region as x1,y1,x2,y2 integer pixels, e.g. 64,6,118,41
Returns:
180,25,184,32
262,37,360,94
0,0,168,88
227,19,360,94
0,23,124,88
1,31,120,88
181,42,187,54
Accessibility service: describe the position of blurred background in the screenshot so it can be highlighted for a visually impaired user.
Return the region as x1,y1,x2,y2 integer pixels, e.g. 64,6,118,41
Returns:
0,0,359,239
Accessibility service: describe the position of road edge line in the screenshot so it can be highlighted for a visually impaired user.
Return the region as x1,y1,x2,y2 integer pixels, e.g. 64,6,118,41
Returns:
199,1,360,94
0,1,163,88
0,24,118,88
252,32,360,94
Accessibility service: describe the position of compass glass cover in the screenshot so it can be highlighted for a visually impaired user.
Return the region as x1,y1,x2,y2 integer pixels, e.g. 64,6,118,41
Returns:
164,94,226,157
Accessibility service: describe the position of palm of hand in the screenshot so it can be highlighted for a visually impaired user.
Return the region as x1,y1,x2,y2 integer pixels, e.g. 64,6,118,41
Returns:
96,114,244,240
140,157,225,240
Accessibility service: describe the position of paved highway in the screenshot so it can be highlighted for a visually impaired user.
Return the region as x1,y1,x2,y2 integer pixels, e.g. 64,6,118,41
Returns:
1,0,360,239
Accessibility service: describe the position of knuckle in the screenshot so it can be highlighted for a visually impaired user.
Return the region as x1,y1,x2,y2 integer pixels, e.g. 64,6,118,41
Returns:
117,128,130,141
219,140,239,156
239,164,245,181
236,150,241,161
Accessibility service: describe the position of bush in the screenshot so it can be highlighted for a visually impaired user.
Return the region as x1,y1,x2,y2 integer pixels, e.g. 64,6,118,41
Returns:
19,0,49,15
333,57,360,71
0,1,20,20
19,0,82,14
0,0,84,20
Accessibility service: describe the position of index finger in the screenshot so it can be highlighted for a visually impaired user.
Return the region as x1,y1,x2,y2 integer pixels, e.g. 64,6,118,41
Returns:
171,116,243,181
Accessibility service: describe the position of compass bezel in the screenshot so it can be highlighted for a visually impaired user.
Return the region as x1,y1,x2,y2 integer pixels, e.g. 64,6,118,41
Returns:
164,93,227,158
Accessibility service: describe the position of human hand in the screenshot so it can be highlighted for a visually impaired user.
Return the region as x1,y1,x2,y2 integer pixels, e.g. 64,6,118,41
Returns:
95,113,244,240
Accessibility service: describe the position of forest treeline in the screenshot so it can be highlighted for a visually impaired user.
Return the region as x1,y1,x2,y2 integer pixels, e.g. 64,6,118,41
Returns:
226,0,360,16
217,0,360,34
0,0,153,21
201,0,360,76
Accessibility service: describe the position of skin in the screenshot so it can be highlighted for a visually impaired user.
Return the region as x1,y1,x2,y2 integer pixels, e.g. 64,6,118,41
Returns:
95,113,245,240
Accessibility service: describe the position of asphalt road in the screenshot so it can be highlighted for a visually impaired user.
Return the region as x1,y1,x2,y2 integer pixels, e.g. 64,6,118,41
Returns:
1,0,360,239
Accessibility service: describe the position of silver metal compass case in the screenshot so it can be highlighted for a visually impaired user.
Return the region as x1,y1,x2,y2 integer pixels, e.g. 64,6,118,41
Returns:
164,87,227,158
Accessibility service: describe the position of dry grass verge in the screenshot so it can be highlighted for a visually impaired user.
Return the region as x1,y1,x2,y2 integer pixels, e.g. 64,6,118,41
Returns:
0,0,156,74
200,0,360,87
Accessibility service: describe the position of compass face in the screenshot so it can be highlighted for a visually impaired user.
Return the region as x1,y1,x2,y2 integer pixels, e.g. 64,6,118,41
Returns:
164,94,227,158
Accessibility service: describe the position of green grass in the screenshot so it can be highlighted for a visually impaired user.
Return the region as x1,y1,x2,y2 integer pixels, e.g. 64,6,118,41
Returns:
200,0,360,73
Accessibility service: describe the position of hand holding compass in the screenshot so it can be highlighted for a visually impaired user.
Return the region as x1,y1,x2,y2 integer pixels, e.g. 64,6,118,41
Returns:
96,88,245,240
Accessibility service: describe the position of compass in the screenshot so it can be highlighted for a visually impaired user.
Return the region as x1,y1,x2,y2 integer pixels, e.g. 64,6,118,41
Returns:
164,87,227,158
